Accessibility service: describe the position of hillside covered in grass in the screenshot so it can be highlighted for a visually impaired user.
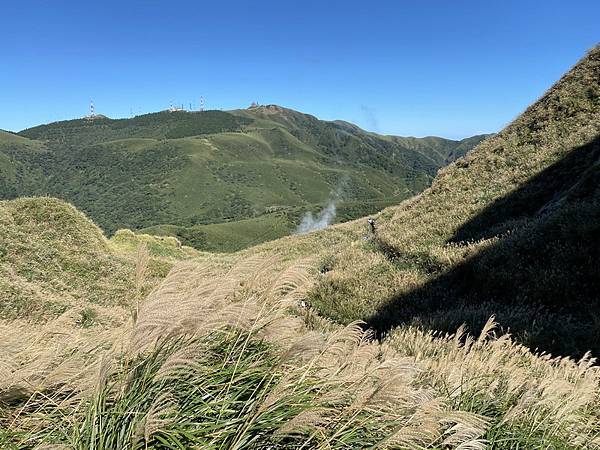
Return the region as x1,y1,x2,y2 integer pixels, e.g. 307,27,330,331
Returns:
1,46,600,449
0,197,201,324
0,108,486,251
300,44,600,358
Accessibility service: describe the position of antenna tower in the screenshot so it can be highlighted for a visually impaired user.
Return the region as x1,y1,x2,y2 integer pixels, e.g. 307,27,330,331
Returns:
200,96,205,112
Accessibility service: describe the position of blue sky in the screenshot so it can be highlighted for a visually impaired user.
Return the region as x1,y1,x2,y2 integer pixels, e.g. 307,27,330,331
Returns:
2,1,598,138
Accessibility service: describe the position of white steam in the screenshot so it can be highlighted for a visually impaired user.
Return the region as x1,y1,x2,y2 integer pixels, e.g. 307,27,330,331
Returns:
296,200,337,234
296,180,347,234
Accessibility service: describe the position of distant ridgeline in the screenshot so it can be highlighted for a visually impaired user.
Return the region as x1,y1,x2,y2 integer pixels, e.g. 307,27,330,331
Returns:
19,110,252,143
0,107,488,251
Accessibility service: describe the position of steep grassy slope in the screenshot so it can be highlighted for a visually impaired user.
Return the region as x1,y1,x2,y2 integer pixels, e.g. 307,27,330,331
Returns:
0,197,130,321
0,109,486,251
300,45,600,358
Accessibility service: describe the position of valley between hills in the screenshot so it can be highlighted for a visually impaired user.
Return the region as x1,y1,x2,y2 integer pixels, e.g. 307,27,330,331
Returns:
1,105,487,251
1,45,599,449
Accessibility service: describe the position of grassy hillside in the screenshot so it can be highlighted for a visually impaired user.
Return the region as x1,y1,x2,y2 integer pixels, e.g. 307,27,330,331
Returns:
302,44,600,358
1,47,600,449
140,196,403,252
0,197,130,322
19,110,252,143
0,197,199,323
0,108,486,251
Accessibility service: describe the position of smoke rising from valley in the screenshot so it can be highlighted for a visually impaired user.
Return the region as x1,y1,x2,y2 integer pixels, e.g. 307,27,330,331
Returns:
296,200,337,234
296,179,347,234
360,105,380,133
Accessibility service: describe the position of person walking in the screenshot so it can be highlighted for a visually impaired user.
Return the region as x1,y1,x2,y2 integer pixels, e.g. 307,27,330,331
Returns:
367,218,376,235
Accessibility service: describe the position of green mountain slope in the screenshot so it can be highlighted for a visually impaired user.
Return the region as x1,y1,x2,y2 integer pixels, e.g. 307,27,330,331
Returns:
299,44,600,358
1,48,599,450
18,110,252,143
0,109,486,251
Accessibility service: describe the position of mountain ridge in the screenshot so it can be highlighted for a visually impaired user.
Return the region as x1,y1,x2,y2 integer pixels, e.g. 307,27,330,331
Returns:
1,106,488,251
302,44,600,357
1,46,599,450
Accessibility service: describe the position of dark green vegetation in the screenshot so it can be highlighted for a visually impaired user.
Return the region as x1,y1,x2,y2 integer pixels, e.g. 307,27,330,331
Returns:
0,108,487,251
308,45,600,358
19,110,251,143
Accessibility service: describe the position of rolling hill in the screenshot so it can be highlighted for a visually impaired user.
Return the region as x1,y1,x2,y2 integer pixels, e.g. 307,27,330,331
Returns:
1,47,599,449
0,108,487,251
0,196,202,323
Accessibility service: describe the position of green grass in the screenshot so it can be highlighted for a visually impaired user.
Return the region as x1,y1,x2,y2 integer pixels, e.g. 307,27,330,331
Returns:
0,107,486,251
110,229,201,260
0,197,130,320
141,212,295,252
303,44,600,358
0,197,199,322
77,306,98,328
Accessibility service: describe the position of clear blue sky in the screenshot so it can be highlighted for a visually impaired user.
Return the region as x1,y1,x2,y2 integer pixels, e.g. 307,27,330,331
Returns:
2,1,598,138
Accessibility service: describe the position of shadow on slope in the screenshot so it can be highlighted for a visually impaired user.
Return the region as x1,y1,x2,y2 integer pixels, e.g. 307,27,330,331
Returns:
365,135,600,359
450,134,600,243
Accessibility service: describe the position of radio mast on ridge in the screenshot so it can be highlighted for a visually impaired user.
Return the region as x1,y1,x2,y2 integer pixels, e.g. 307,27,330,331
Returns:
85,99,99,120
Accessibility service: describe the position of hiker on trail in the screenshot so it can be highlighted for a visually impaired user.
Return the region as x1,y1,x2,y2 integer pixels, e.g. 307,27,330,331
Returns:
367,218,376,235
